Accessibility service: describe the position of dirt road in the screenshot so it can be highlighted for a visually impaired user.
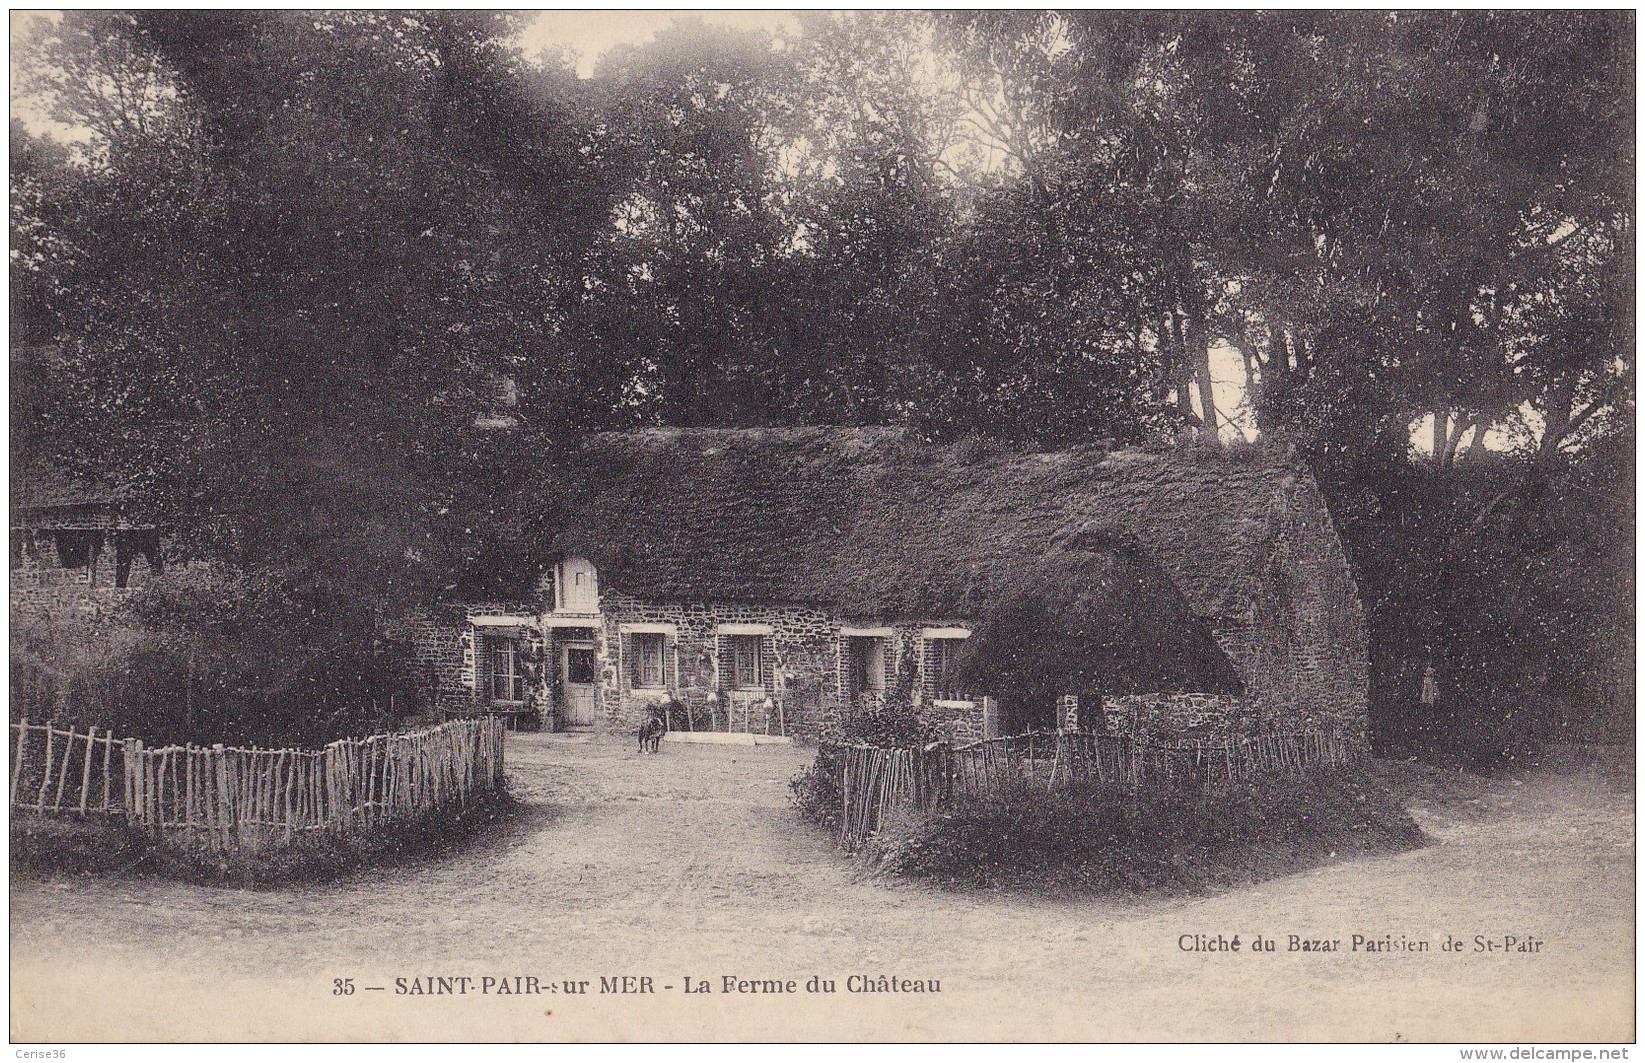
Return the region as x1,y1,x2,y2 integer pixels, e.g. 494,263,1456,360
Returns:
9,733,1635,1042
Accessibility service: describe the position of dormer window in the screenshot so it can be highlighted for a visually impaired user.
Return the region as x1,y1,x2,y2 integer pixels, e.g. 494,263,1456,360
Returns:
474,371,520,430
555,557,598,612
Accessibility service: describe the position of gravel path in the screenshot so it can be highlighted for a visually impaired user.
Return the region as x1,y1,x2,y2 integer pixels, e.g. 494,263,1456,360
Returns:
9,734,1635,1042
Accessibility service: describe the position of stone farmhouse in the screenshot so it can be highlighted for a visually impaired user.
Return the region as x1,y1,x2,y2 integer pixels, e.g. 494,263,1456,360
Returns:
407,427,1371,745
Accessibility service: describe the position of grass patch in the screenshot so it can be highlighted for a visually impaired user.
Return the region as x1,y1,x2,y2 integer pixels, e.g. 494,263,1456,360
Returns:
11,786,519,888
858,771,1426,895
11,812,150,876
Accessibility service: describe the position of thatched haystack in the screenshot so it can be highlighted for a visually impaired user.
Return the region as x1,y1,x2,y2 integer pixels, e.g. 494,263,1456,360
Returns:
947,530,1245,705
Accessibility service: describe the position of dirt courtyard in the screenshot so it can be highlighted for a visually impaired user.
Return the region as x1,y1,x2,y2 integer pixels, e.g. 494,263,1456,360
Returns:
9,732,1636,1042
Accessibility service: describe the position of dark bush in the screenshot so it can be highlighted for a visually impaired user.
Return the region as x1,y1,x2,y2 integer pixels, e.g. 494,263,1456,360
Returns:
12,786,518,888
791,673,925,833
861,770,1426,895
789,744,845,834
10,813,148,876
12,564,428,746
848,695,925,746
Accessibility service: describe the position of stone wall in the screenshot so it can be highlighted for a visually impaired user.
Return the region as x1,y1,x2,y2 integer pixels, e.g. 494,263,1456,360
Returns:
398,608,468,708
10,531,164,629
600,593,845,738
402,577,1361,743
1103,693,1257,741
1110,477,1369,744
396,598,547,721
596,598,1000,740
10,581,137,630
1239,476,1370,739
917,698,988,744
405,587,990,741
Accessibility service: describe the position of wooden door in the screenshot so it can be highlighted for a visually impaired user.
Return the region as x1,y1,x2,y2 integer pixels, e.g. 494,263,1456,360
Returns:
846,636,887,712
561,642,598,727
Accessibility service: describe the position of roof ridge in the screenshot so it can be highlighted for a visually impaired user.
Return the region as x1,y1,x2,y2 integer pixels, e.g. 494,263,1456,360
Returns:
553,426,1322,622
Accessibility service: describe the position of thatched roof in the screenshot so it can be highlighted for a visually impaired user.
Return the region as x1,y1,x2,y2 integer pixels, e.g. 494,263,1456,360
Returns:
551,427,1306,626
10,465,147,531
11,467,126,512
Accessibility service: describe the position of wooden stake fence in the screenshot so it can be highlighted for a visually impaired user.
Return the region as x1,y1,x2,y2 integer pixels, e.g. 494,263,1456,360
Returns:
12,717,506,851
833,727,1363,848
9,719,126,815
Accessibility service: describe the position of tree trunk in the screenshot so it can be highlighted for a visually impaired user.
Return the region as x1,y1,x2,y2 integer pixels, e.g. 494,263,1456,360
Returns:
1266,324,1291,385
185,645,197,734
1536,375,1578,469
1165,313,1196,423
1187,312,1219,444
1251,323,1293,438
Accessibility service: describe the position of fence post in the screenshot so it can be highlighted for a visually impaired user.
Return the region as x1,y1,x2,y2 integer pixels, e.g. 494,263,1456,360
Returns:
79,727,95,814
951,740,959,803
130,740,147,835
101,730,114,812
11,718,28,806
123,739,139,826
839,747,852,846
212,744,230,848
149,745,164,837
276,749,290,839
36,724,55,811
330,744,343,830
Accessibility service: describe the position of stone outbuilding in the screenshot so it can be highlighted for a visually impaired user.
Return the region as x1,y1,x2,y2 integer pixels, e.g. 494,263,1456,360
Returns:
408,427,1370,745
11,470,165,626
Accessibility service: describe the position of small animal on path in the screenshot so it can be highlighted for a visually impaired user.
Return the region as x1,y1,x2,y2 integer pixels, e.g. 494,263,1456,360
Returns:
638,711,665,754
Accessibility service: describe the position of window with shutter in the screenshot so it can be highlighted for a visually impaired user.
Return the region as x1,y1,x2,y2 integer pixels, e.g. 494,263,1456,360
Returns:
557,557,598,612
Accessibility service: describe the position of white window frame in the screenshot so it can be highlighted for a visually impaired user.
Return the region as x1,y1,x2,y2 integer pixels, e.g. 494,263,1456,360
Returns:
631,632,667,690
471,614,536,627
470,616,536,704
488,632,526,704
716,622,773,636
725,634,764,691
922,628,971,702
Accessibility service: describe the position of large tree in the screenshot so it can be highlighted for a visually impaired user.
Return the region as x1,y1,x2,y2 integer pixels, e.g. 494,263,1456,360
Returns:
15,11,622,605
